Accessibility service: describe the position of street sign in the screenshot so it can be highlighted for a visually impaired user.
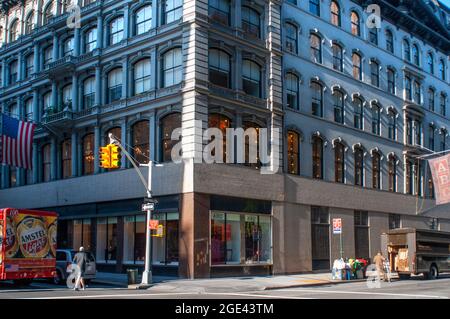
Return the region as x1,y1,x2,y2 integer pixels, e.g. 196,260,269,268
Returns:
142,203,155,211
149,219,159,230
333,218,342,234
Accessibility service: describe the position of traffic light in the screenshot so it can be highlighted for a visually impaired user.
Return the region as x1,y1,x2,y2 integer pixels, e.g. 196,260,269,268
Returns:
99,145,112,169
110,144,121,169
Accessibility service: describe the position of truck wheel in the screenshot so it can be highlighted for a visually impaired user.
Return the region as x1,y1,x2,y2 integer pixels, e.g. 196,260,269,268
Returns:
428,265,439,280
13,279,32,286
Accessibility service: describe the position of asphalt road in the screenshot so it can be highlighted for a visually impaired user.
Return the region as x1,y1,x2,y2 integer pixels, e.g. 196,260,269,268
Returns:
0,276,449,299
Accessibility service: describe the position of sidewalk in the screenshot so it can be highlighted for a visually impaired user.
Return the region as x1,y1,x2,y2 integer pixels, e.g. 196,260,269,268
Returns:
92,272,368,292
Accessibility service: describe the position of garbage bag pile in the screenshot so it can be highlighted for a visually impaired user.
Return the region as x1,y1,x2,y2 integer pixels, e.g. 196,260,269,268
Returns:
332,258,370,280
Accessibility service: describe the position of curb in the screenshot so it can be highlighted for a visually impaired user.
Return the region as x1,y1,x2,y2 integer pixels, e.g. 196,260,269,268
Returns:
90,280,127,287
264,279,367,290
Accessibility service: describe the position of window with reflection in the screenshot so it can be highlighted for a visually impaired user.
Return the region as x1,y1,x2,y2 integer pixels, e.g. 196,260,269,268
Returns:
132,121,150,164
83,77,95,109
372,152,381,189
26,54,34,78
403,40,411,61
385,29,393,53
330,1,340,26
334,142,345,183
312,136,323,179
333,90,344,124
136,5,152,35
440,93,446,116
165,0,183,24
370,61,379,87
208,113,231,163
310,34,322,63
43,91,52,110
242,6,260,38
134,59,151,94
110,17,124,45
82,134,94,175
429,88,435,112
387,68,395,95
25,98,33,121
61,139,72,179
388,110,396,140
412,44,420,66
242,60,261,98
287,131,299,175
332,44,343,72
439,59,446,81
371,104,380,135
62,84,72,107
414,81,421,104
209,49,230,88
63,37,74,56
369,28,377,45
285,23,298,54
105,127,121,145
209,0,230,26
352,53,362,80
351,11,360,36
161,113,181,162
405,76,412,101
44,46,53,68
84,28,97,53
43,2,54,25
108,68,123,103
405,159,414,195
163,48,182,87
388,156,397,192
427,53,434,74
311,82,323,117
25,11,35,34
42,144,51,182
309,0,320,16
9,60,18,85
354,147,364,186
9,20,19,42
286,73,299,109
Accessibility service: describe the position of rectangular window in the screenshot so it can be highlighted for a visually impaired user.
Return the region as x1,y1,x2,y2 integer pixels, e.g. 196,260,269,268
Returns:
311,207,330,270
96,217,118,263
72,219,92,252
152,212,179,265
123,215,146,264
389,214,401,230
388,159,397,192
309,0,320,16
354,211,369,259
211,212,272,265
165,0,183,24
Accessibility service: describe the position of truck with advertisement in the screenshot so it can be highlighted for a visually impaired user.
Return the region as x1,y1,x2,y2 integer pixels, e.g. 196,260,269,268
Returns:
381,228,450,280
0,208,57,285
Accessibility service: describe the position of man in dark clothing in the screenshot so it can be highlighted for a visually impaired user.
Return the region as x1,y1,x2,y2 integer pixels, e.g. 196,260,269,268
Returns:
73,247,87,291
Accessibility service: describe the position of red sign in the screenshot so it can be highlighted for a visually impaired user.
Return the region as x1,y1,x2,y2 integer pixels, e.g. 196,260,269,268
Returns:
333,218,342,234
429,154,450,205
149,220,159,230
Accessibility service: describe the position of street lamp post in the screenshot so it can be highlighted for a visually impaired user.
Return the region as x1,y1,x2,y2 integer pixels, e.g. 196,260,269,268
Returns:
141,161,154,285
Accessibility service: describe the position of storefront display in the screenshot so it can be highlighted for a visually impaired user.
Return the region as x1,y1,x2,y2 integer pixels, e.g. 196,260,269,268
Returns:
123,215,146,264
152,212,179,265
72,219,92,252
96,217,118,263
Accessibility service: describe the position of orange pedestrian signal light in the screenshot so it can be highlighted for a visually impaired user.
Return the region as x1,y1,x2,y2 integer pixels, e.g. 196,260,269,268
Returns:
99,145,112,169
110,145,121,169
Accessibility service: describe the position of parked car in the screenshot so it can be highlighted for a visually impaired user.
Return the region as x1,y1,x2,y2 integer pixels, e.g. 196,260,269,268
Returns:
53,249,97,285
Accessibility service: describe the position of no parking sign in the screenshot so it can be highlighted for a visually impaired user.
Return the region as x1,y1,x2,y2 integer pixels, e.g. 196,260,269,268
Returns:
333,218,342,235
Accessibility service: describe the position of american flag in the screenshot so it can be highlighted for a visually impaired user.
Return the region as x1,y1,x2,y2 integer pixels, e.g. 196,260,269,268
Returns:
0,114,36,170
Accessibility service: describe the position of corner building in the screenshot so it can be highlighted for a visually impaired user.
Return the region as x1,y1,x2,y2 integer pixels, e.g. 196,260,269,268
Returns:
0,0,449,277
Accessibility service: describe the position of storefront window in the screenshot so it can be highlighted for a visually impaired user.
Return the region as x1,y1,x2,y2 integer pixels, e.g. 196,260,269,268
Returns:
152,212,179,265
96,217,118,263
211,212,271,265
123,215,146,264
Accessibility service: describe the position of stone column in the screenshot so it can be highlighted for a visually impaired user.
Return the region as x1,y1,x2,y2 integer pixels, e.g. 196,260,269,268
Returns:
72,73,78,111
51,137,57,181
123,3,130,39
74,27,81,56
52,32,59,60
234,0,242,29
234,48,242,91
33,42,40,74
95,64,101,105
51,82,58,110
32,142,38,183
121,56,128,99
1,60,7,86
150,47,157,90
17,52,24,82
150,113,156,161
152,0,159,29
94,125,100,173
33,89,39,122
97,13,103,49
71,131,78,177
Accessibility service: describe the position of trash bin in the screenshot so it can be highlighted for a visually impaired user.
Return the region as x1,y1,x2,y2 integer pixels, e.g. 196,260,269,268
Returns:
127,269,138,285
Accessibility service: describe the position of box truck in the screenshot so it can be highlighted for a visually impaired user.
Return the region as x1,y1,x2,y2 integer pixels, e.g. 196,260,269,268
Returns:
0,208,57,285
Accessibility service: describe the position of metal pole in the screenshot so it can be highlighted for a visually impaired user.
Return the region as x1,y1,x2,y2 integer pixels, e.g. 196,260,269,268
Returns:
340,232,343,259
141,161,153,285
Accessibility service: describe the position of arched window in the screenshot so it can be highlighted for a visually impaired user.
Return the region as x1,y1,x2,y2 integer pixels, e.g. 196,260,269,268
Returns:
25,54,34,78
109,17,124,45
209,0,230,26
312,136,323,179
370,60,379,87
369,28,377,45
82,134,94,175
287,131,300,175
403,39,411,61
371,104,380,135
387,67,395,95
43,2,54,25
163,48,182,87
439,59,446,81
42,144,52,182
135,5,152,35
427,52,434,74
309,0,320,16
9,20,19,42
208,113,231,163
242,6,260,38
388,156,397,192
25,98,33,121
330,1,341,26
372,152,381,189
333,90,344,124
84,28,97,53
334,142,345,183
165,0,183,24
62,83,73,106
132,121,150,164
107,68,123,103
352,52,362,80
412,44,420,66
441,93,447,116
63,37,74,56
311,81,323,117
385,29,393,53
285,23,298,54
43,91,52,110
9,60,18,84
286,73,299,109
353,97,363,130
209,49,230,88
61,139,72,179
83,76,95,109
134,59,151,95
43,45,53,68
242,59,261,98
388,110,396,140
405,158,414,194
25,11,35,34
9,103,19,118
428,87,435,112
161,113,181,162
310,33,322,63
332,43,343,72
243,121,260,168
354,147,364,186
351,11,360,36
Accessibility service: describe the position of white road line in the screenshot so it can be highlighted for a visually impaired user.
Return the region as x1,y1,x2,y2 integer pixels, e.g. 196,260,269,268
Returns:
280,288,448,299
